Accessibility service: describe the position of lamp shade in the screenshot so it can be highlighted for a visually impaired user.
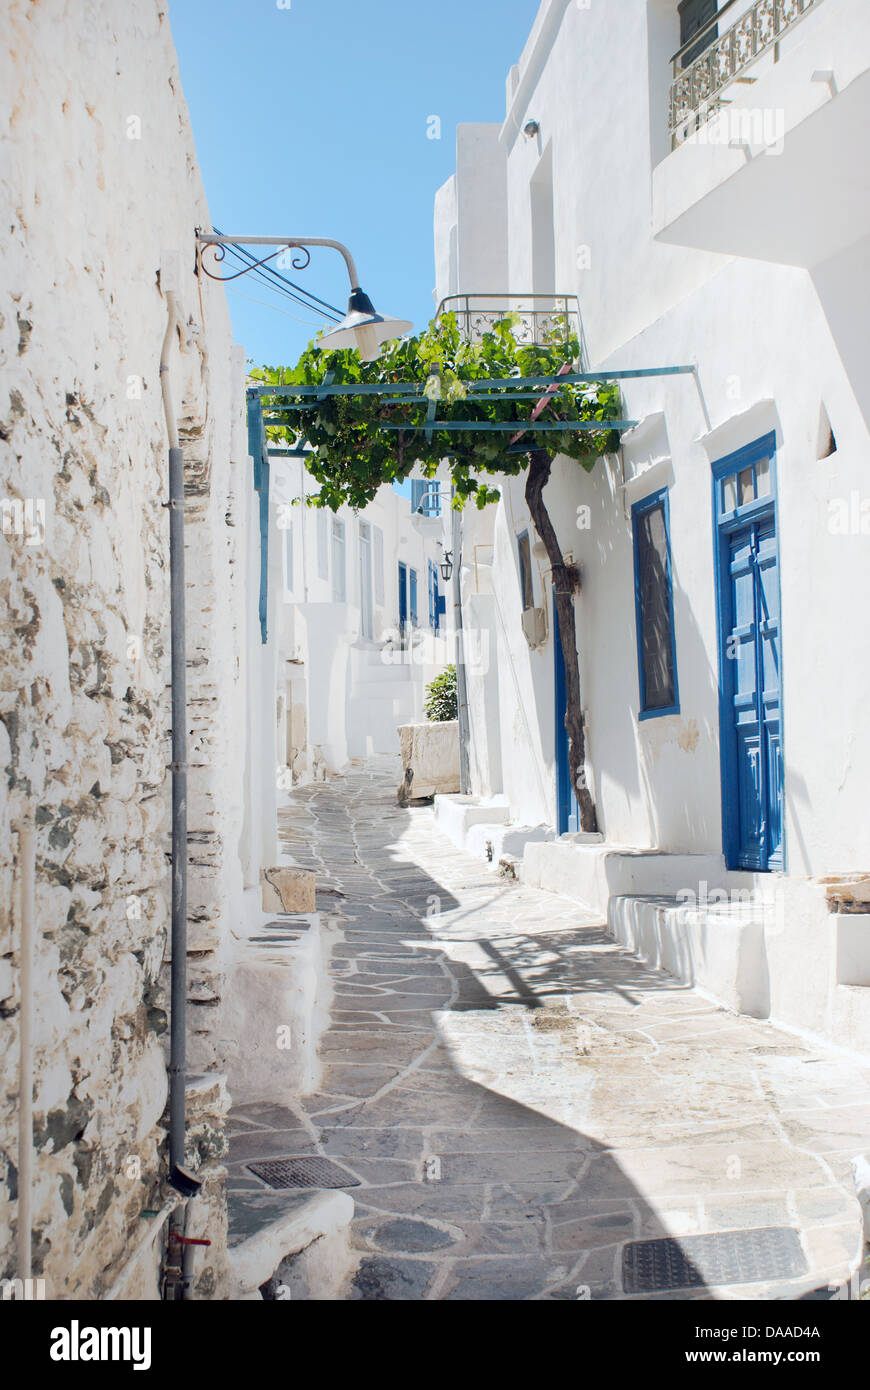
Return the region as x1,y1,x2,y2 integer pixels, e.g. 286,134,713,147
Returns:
318,287,412,362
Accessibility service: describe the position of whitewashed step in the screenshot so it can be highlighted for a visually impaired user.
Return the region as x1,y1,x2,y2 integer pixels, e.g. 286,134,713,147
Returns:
523,841,740,919
228,1189,353,1299
609,893,770,1018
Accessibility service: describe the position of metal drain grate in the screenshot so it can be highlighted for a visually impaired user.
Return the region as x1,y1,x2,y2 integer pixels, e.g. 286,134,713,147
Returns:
246,1156,360,1190
622,1226,807,1293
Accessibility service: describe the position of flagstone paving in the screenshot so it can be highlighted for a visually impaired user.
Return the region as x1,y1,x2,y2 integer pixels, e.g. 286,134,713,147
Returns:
228,756,870,1301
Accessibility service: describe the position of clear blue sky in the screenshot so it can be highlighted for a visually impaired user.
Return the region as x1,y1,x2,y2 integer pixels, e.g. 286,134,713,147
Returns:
168,0,539,369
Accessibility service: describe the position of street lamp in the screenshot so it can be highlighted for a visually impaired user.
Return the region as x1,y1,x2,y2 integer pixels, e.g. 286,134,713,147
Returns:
440,551,454,583
318,287,412,362
195,233,412,361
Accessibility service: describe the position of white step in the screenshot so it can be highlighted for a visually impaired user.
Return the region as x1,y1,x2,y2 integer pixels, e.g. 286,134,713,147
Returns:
609,894,770,1018
223,911,328,1102
228,1189,353,1299
434,794,510,841
522,841,746,919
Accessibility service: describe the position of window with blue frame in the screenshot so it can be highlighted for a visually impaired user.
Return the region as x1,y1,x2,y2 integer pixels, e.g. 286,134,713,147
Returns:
631,489,679,718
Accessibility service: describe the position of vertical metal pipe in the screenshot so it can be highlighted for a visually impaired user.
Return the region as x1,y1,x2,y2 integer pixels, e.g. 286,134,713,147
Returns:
160,291,188,1177
168,438,187,1173
16,816,34,1282
180,1200,196,1300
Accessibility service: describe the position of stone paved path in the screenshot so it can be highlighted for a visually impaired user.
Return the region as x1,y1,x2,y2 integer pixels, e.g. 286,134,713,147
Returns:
229,757,870,1300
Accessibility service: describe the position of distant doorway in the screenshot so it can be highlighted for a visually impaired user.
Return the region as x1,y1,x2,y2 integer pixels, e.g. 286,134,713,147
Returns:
679,0,717,66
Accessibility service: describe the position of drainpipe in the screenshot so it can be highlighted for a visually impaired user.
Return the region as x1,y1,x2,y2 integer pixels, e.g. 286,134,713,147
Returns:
159,290,188,1179
15,814,35,1284
103,1195,180,1301
451,507,471,794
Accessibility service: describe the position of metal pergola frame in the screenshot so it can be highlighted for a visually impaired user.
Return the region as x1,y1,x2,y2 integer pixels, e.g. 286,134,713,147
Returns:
246,363,700,642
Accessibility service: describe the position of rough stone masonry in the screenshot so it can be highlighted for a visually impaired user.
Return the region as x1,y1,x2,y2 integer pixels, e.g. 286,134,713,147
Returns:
0,0,252,1297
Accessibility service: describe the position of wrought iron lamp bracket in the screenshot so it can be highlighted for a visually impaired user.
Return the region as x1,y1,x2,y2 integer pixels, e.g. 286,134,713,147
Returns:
194,232,361,290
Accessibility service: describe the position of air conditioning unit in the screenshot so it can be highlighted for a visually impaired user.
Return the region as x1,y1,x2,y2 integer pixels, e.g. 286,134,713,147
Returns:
521,606,547,649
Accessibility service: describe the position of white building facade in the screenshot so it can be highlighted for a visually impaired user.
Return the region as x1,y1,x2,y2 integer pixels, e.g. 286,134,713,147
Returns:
267,457,453,783
433,0,870,1053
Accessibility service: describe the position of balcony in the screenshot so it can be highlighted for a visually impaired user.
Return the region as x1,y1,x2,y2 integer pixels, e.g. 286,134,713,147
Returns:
436,293,588,367
653,0,870,267
669,0,823,150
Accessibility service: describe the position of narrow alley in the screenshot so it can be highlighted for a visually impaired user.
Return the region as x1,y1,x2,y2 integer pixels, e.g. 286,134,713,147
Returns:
227,759,870,1301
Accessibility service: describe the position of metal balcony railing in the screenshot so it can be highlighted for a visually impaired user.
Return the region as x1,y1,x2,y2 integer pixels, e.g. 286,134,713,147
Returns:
436,293,589,368
669,0,824,149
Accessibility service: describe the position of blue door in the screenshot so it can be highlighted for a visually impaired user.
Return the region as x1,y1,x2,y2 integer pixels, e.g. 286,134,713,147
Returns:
713,435,784,871
553,593,580,834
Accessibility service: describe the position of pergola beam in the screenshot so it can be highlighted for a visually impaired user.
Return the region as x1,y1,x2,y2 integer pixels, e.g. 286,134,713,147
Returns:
248,364,695,400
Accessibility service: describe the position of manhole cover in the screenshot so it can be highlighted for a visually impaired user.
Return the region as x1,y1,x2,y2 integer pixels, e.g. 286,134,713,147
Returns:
622,1226,807,1293
246,1156,360,1190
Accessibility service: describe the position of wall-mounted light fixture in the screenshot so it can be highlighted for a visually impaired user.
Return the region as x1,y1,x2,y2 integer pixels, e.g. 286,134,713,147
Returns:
523,120,541,139
440,551,454,583
195,232,412,361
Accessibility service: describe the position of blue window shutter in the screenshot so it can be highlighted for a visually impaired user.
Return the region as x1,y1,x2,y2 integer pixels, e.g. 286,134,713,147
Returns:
410,568,418,625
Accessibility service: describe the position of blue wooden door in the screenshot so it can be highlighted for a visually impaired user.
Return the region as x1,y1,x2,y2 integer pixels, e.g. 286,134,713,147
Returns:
714,436,784,871
553,593,579,834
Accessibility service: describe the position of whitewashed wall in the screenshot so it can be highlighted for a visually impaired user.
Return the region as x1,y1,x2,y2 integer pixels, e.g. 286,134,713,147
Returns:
0,0,254,1298
435,0,870,879
270,461,451,779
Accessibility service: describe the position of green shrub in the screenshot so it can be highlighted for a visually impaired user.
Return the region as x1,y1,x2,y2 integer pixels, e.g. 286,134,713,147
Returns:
424,665,458,722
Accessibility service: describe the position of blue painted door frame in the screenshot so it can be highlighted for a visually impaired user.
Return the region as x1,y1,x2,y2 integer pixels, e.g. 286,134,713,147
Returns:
712,433,785,872
553,591,580,834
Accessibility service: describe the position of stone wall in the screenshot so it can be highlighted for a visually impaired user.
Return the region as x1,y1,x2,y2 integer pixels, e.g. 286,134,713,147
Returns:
0,0,251,1298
